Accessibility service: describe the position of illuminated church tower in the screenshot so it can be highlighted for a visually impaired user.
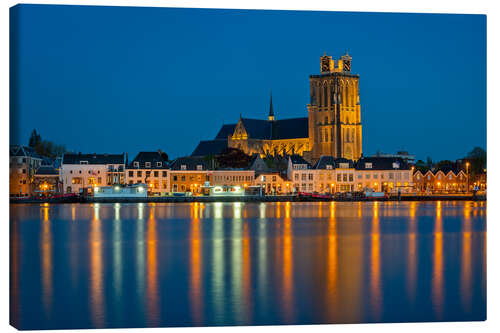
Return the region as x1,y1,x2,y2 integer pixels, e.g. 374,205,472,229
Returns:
308,53,362,161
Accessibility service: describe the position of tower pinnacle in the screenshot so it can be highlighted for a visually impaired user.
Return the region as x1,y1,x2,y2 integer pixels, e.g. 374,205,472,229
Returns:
268,90,275,121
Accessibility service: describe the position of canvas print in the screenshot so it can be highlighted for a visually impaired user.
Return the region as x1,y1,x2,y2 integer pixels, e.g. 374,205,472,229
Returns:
9,4,486,330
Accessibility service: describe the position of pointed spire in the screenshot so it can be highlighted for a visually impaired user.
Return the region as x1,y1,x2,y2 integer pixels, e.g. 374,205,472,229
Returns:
268,90,275,121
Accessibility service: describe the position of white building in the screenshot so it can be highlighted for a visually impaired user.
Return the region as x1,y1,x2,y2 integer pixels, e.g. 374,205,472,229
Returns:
61,153,125,194
355,157,413,193
94,184,147,198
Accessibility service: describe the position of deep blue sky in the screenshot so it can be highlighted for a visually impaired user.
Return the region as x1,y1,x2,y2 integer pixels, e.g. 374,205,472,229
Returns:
10,4,486,161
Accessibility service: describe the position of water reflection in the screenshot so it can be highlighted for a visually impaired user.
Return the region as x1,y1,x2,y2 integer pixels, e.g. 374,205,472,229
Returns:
432,201,444,320
190,203,203,325
90,204,104,327
370,202,382,321
40,204,52,321
10,201,487,330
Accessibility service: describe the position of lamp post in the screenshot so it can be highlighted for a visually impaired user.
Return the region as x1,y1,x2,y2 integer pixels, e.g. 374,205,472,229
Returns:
466,162,470,193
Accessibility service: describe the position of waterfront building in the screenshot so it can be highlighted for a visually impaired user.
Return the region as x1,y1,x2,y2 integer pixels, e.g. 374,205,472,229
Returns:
60,153,125,194
254,172,289,195
287,155,314,193
169,156,210,194
9,145,43,197
191,53,363,163
125,151,170,195
413,168,467,193
355,157,413,193
209,169,255,188
32,166,62,196
313,156,355,193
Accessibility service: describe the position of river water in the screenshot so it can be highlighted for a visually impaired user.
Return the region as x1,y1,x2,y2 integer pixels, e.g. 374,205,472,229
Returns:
9,201,486,329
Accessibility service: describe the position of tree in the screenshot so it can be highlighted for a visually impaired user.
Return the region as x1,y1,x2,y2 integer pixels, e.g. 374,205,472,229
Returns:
466,147,486,177
426,156,433,169
216,148,251,169
414,159,428,173
28,129,41,148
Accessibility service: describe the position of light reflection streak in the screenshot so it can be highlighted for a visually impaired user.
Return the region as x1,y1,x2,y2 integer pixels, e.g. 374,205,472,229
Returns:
90,203,104,327
461,203,472,314
146,206,159,326
257,208,268,315
136,203,145,323
432,201,444,320
407,202,417,305
112,203,123,322
190,203,203,325
326,202,337,319
282,208,294,323
231,205,244,323
370,201,382,321
212,203,225,322
40,205,53,321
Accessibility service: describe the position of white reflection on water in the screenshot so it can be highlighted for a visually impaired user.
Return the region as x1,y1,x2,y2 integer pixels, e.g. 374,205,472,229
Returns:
211,203,225,323
40,204,52,320
90,203,104,327
112,203,123,322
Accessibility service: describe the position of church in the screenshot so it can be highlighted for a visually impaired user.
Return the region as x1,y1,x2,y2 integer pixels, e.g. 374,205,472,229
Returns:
191,53,363,163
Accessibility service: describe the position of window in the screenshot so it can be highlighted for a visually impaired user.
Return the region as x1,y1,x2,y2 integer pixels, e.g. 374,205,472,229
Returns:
157,162,162,167
181,176,186,181
22,169,26,174
154,171,159,177
98,177,102,184
22,158,26,163
357,174,362,179
72,177,82,184
349,174,353,182
326,165,332,170
133,161,139,168
449,175,452,180
79,170,82,174
301,174,306,181
162,171,167,177
80,161,88,165
365,174,370,179
181,165,187,170
343,174,347,182
196,165,203,171
137,171,142,177
339,163,349,169
129,170,134,177
389,173,394,179
146,171,151,177
272,176,277,182
145,162,151,168
392,162,400,169
173,175,178,181
365,162,372,169
373,174,378,179
308,174,313,181
337,174,342,181
294,174,299,181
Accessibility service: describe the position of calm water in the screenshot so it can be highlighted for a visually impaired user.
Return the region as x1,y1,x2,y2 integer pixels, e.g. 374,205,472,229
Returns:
10,201,486,330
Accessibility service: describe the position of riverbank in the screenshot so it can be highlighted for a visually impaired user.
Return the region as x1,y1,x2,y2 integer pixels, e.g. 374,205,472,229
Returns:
10,194,486,204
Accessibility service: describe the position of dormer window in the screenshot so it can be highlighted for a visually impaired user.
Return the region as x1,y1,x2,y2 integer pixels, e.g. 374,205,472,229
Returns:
145,162,151,168
326,165,332,170
339,163,348,169
181,165,187,170
392,162,400,169
157,162,162,167
80,161,88,165
133,161,139,168
196,165,203,171
365,162,372,169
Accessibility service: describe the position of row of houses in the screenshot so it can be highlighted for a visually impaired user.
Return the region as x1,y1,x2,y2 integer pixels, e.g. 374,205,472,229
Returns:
10,145,473,197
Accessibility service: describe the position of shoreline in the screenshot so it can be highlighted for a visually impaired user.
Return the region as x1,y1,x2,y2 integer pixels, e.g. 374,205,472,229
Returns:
10,194,486,204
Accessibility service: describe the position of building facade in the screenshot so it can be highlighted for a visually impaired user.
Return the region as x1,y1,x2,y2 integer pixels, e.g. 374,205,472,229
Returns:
413,168,467,193
169,157,210,194
355,157,413,193
61,153,125,194
192,53,363,164
32,166,62,196
9,145,43,197
125,151,170,195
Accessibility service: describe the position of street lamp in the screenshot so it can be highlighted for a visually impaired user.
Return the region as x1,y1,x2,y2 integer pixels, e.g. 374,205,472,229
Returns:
466,162,470,193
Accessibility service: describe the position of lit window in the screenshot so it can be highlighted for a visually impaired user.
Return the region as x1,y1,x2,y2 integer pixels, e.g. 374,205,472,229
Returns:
145,162,151,168
365,162,372,169
196,165,203,171
133,161,139,167
181,165,187,170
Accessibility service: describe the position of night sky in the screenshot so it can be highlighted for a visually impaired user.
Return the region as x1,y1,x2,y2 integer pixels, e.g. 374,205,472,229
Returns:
10,4,486,161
